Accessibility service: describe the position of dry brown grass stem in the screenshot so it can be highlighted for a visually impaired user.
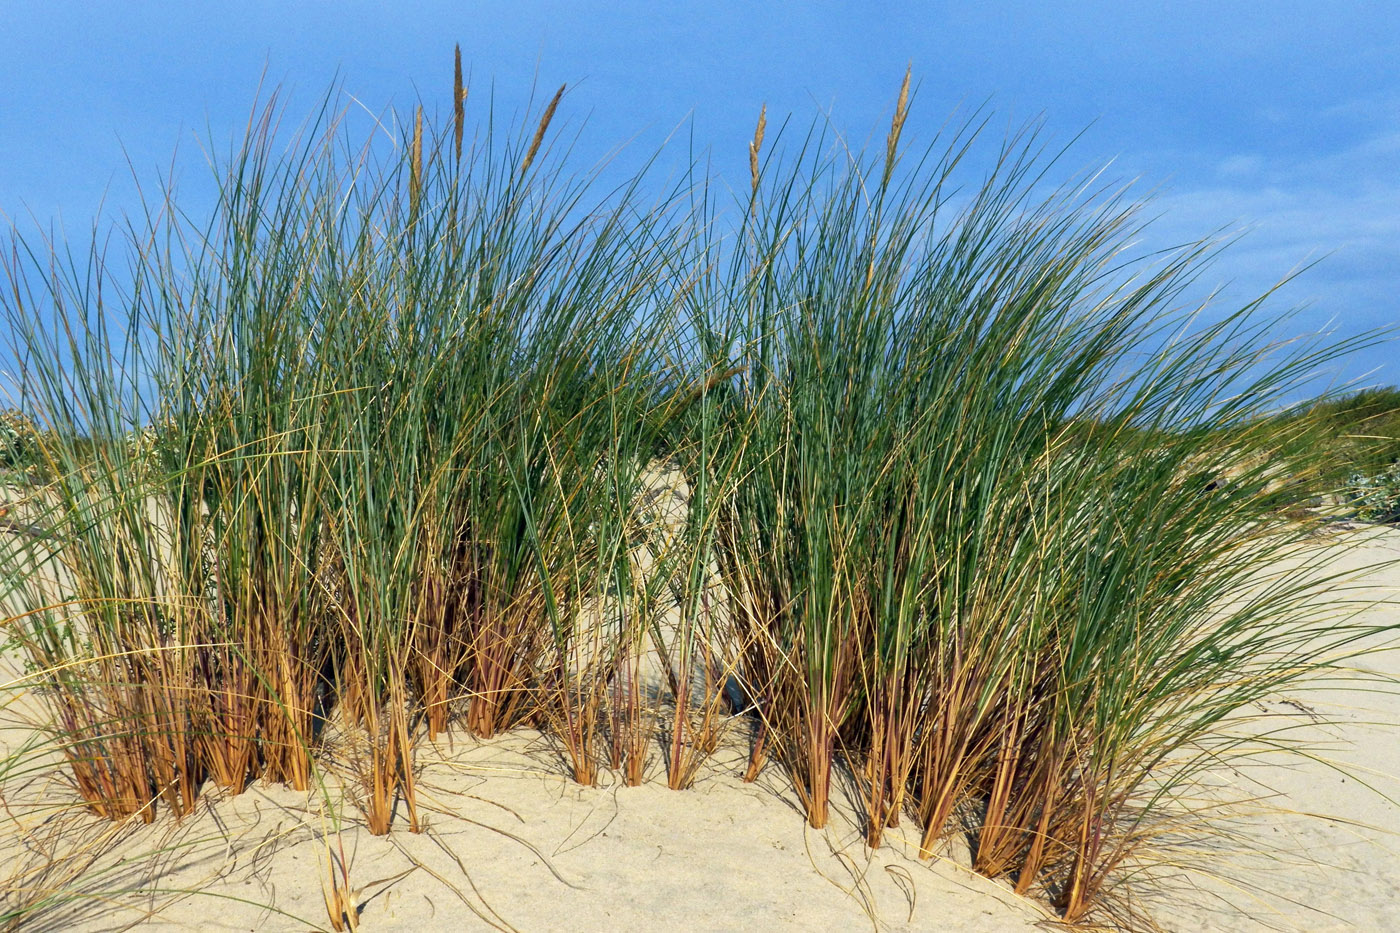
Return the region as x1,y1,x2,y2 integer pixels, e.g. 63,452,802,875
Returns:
521,84,565,176
463,596,544,739
662,654,730,791
453,44,467,161
860,674,922,847
322,832,359,932
608,649,650,787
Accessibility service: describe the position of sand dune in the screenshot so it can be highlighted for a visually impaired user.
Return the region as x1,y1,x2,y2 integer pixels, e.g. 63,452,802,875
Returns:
2,526,1397,931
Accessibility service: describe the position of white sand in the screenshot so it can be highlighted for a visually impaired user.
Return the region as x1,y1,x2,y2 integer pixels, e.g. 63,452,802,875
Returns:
0,726,1049,931
1155,527,1400,933
1,526,1397,931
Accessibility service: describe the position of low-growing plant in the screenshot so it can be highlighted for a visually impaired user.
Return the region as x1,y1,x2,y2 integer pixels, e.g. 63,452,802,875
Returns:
1348,461,1400,523
0,409,39,472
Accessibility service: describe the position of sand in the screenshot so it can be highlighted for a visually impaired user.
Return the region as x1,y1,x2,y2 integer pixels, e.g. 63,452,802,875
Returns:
2,525,1397,932
1,715,1049,931
1156,526,1400,933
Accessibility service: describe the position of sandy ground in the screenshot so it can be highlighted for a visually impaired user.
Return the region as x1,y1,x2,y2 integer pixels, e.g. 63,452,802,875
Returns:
1,718,1049,932
1,524,1397,932
1155,526,1400,933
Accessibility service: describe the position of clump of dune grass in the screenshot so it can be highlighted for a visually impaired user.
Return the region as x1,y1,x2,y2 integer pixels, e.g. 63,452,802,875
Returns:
0,51,699,830
0,52,1394,930
692,76,1389,923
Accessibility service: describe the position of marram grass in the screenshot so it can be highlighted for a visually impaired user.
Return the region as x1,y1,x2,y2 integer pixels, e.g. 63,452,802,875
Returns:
0,54,1394,930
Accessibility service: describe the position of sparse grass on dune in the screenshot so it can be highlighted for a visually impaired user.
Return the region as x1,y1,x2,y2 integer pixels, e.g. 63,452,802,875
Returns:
0,53,1396,931
1295,386,1400,477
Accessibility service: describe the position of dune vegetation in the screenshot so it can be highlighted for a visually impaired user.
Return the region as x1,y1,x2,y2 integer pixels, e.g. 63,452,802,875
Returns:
1275,387,1400,522
1,53,1395,930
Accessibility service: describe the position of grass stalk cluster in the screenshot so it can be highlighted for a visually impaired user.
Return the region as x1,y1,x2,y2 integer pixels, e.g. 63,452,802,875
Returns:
0,56,1391,927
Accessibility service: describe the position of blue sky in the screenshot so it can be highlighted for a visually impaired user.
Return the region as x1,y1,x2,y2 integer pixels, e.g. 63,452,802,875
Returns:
2,0,1396,388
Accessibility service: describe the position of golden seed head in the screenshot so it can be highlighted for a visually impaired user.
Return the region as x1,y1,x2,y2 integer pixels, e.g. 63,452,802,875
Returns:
749,103,767,195
410,105,424,208
453,45,466,161
884,64,912,184
521,84,565,177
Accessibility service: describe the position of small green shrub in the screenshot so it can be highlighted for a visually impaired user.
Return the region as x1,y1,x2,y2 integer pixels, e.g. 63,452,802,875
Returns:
0,408,39,469
1348,461,1400,523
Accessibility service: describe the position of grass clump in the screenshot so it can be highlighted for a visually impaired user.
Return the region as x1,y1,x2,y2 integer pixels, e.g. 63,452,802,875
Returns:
1,63,698,836
0,54,1394,929
694,81,1387,921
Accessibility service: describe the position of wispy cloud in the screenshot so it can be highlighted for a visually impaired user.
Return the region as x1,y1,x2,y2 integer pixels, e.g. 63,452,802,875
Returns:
1120,115,1400,386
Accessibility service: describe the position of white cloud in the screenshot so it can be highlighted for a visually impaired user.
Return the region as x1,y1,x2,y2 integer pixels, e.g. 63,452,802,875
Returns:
1117,121,1400,387
1215,154,1263,179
